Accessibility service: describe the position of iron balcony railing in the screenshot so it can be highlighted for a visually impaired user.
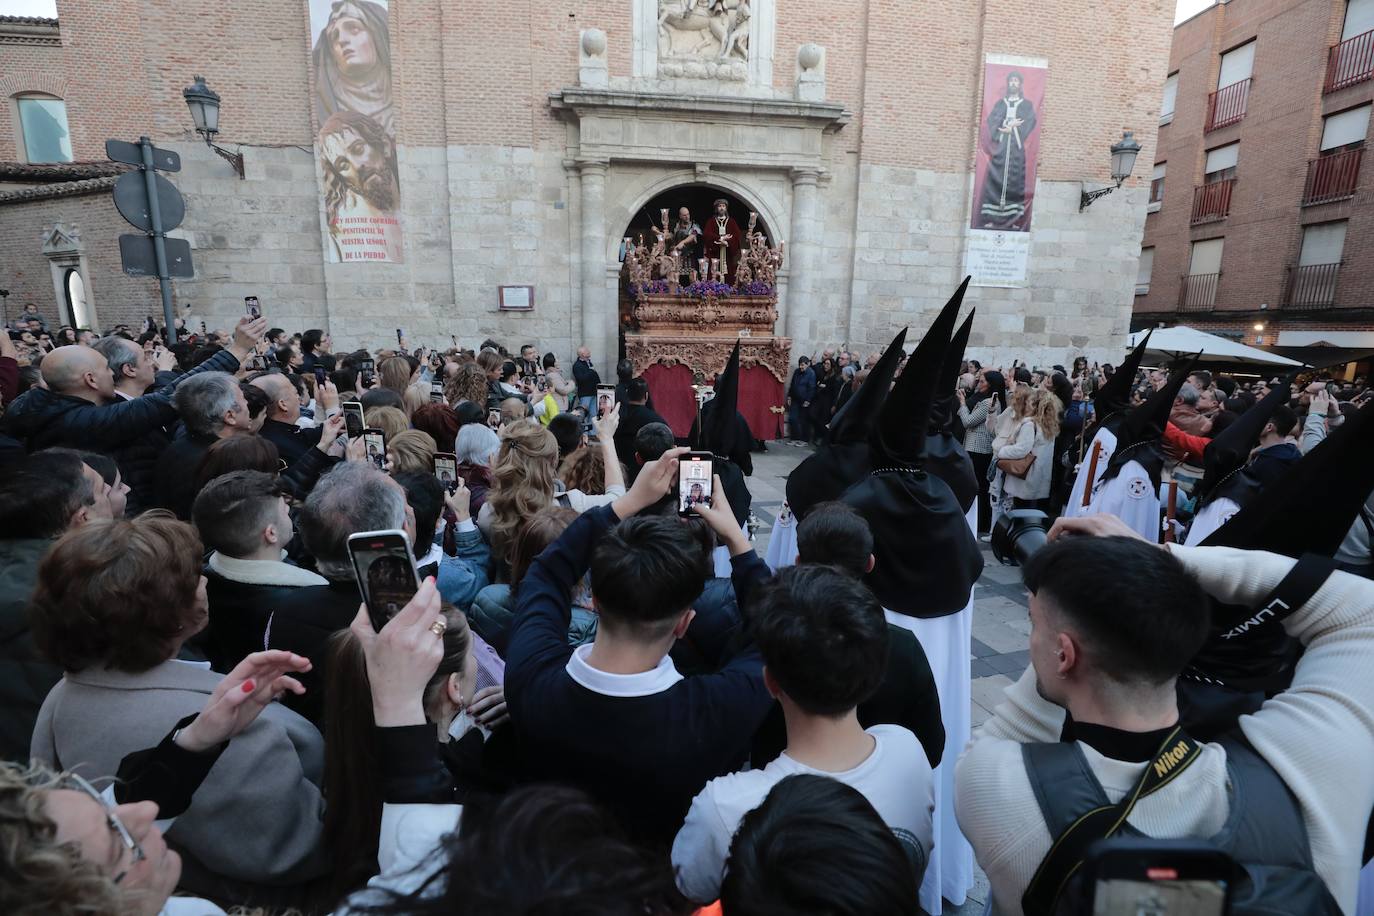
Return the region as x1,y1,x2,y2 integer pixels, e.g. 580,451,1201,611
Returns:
1283,262,1342,310
1326,29,1374,93
1205,78,1251,131
1302,147,1363,205
1178,272,1221,312
1190,179,1234,224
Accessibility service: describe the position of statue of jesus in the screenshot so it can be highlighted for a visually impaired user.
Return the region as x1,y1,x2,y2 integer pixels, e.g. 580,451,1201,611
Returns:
701,198,742,283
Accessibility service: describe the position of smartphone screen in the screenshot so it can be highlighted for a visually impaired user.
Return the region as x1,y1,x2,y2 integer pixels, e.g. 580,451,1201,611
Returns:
430,379,446,403
1086,839,1231,916
487,408,502,429
677,452,714,516
313,365,328,387
244,296,261,319
363,429,387,471
342,401,366,439
595,385,617,419
434,453,458,491
347,530,419,632
360,358,376,388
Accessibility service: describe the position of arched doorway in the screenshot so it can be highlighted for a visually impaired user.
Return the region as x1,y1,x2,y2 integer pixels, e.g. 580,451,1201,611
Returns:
616,185,777,342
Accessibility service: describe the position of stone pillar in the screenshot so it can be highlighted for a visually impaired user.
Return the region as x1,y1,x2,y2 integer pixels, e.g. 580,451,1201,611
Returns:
786,166,823,357
578,159,610,363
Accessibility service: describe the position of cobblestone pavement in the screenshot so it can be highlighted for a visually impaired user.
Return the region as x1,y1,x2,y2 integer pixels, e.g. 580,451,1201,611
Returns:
745,440,1028,915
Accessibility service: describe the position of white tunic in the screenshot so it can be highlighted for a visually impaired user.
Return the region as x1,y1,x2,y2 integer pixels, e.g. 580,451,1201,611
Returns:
1184,496,1240,547
1084,457,1160,542
1065,427,1118,518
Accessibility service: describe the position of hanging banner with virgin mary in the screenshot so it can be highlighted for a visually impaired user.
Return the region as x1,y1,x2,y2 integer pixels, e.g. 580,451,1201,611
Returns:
965,56,1047,287
309,0,404,263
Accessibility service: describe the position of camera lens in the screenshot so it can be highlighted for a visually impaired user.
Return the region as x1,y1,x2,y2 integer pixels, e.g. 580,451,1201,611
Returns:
991,509,1051,567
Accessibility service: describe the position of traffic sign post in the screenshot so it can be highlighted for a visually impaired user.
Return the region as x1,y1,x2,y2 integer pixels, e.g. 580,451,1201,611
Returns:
106,137,190,332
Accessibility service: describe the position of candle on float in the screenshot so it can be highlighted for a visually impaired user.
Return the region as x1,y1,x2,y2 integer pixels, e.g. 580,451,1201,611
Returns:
748,212,758,232
660,208,670,229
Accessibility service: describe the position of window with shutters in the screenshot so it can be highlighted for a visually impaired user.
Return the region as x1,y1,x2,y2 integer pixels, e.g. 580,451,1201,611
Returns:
1136,248,1154,295
1204,143,1239,182
1149,162,1166,212
1160,73,1179,125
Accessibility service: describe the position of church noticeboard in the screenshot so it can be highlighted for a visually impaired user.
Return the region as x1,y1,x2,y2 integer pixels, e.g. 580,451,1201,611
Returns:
966,56,1047,287
309,0,404,264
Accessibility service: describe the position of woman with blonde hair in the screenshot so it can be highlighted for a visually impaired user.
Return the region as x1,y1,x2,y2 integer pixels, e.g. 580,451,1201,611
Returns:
477,409,625,570
402,380,431,418
364,405,409,441
378,355,414,395
994,387,1061,511
387,429,438,475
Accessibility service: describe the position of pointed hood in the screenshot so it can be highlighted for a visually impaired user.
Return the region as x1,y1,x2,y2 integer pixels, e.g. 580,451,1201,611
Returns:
786,328,907,521
930,310,975,436
926,308,978,513
1203,401,1374,557
691,340,752,473
828,327,908,445
1195,372,1297,507
1094,329,1152,430
843,278,983,619
870,277,968,468
1100,353,1198,490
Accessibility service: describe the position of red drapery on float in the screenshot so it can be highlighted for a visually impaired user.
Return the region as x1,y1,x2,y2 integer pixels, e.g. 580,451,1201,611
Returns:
641,361,785,442
642,362,697,439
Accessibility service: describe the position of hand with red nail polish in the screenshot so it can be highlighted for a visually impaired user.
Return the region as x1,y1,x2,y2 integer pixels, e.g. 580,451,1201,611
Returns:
174,651,312,754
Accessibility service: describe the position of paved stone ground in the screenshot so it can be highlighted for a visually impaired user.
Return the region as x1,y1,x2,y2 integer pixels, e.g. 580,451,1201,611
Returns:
745,440,1030,915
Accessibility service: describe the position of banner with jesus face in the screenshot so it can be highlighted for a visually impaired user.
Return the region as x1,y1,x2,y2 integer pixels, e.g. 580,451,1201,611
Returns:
309,0,404,263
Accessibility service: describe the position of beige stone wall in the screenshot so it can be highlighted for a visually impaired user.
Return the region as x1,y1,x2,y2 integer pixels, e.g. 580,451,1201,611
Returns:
3,0,1175,366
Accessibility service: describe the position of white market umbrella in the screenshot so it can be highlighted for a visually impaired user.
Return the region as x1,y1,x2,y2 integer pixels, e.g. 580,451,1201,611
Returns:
1125,326,1306,368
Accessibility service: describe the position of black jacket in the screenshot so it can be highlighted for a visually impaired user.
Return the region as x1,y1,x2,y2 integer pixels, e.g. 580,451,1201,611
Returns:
0,538,61,762
260,418,323,465
613,402,669,477
106,391,174,515
572,358,600,397
202,560,332,674
264,578,365,727
154,431,218,520
0,348,241,460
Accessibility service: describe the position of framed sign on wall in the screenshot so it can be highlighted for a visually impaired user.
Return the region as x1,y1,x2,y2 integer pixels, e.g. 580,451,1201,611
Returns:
498,285,534,310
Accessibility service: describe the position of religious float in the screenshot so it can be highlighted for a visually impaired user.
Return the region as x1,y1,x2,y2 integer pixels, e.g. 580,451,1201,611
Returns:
621,208,790,440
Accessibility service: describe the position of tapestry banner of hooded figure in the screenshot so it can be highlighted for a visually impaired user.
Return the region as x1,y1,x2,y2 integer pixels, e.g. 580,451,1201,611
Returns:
309,0,404,263
965,57,1047,287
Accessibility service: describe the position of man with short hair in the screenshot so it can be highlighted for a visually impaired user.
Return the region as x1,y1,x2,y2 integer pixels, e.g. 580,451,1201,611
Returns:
193,470,328,672
633,421,676,466
1169,381,1212,436
572,345,600,418
90,335,184,514
786,356,815,443
672,562,935,903
301,328,335,374
251,371,327,463
517,344,540,379
505,450,773,847
0,317,264,464
957,514,1374,913
613,377,669,479
266,461,416,725
0,449,113,760
1248,403,1301,486
154,372,256,519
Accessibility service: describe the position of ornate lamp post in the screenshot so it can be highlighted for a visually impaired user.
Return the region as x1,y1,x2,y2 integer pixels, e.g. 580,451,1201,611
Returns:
183,75,244,179
1079,130,1142,211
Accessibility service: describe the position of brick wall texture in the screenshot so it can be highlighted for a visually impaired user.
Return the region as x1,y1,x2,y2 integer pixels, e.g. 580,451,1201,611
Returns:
1,0,1174,364
1136,0,1374,346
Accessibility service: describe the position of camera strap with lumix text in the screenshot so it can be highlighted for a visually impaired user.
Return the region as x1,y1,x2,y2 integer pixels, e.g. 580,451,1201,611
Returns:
1020,726,1203,916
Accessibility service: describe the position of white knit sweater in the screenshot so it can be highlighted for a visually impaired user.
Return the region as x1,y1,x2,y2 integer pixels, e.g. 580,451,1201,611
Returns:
955,545,1374,915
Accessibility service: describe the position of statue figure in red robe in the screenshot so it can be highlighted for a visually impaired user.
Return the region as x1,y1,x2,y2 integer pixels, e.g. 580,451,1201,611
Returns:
701,198,743,284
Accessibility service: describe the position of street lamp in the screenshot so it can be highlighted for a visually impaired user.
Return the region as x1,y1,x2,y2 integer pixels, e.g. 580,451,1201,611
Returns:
183,75,244,179
1079,131,1142,212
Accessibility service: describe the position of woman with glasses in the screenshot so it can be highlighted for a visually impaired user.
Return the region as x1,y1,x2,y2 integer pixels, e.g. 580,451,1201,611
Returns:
26,514,329,907
1,650,309,915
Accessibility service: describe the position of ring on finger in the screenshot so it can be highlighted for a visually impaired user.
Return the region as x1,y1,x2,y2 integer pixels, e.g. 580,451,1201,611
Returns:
429,619,448,637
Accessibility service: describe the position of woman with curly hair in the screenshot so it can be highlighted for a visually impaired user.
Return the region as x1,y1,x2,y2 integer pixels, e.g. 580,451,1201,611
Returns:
444,361,489,408
477,410,625,572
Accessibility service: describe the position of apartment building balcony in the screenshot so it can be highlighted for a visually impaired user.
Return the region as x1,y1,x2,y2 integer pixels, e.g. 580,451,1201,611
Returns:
1326,29,1374,94
1302,147,1363,205
1283,262,1341,310
1205,79,1250,131
1178,272,1220,312
1190,179,1234,225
